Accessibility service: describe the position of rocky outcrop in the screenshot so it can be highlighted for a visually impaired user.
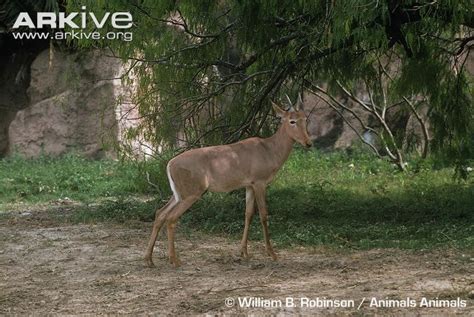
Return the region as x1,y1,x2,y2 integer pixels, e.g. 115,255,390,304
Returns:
0,110,16,155
0,33,48,156
8,49,122,158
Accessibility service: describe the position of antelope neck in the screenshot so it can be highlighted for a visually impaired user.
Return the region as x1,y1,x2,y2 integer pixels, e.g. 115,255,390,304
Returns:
264,124,295,166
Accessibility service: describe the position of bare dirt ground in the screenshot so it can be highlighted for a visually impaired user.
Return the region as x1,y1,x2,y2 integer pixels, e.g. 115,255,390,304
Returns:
1,208,473,316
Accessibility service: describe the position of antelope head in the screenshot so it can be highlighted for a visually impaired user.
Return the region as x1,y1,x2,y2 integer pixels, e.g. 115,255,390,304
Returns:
272,94,312,148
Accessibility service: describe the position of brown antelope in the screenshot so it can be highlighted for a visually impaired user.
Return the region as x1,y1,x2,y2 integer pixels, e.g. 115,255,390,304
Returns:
144,96,312,268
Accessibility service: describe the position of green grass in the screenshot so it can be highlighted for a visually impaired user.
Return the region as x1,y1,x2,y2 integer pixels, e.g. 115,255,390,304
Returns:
0,153,148,204
1,150,473,250
181,150,474,250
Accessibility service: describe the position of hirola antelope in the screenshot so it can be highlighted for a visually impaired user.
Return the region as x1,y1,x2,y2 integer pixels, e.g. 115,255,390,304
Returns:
145,96,312,268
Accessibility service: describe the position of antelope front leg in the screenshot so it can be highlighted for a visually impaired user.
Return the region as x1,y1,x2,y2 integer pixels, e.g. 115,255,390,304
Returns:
254,184,278,261
166,222,181,268
240,187,256,259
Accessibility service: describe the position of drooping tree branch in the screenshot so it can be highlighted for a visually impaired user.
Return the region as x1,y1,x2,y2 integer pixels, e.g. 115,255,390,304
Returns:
78,0,472,160
305,84,383,159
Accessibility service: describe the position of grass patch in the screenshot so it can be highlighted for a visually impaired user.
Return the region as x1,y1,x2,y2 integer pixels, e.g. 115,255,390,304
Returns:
1,150,473,250
180,150,473,250
0,153,147,205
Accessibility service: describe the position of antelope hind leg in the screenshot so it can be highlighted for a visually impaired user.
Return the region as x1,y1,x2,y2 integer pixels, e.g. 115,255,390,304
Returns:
165,196,199,267
144,198,176,267
240,186,256,259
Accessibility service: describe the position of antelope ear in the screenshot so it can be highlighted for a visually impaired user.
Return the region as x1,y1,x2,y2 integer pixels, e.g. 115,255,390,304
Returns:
271,101,286,118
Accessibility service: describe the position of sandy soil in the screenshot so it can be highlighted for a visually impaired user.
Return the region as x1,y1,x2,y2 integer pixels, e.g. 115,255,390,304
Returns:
0,208,473,316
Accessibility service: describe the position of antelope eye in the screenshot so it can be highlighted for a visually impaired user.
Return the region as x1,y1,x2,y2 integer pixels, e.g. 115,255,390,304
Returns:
289,120,297,125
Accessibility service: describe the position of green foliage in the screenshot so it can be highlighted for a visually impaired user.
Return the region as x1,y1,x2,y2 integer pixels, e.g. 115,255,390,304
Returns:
63,0,472,163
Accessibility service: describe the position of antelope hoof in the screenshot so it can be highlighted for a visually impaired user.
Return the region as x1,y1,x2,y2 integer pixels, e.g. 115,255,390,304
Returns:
240,248,250,259
145,256,155,268
268,250,278,261
169,257,182,268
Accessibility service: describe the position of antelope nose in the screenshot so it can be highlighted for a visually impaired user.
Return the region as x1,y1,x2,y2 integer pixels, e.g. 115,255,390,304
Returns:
306,140,312,148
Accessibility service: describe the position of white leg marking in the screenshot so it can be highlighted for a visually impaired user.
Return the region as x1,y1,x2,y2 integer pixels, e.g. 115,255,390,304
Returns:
167,162,181,202
246,188,253,204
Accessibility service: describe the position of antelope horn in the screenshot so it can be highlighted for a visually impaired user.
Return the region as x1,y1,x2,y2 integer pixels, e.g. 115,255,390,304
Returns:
285,94,294,112
296,93,303,111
